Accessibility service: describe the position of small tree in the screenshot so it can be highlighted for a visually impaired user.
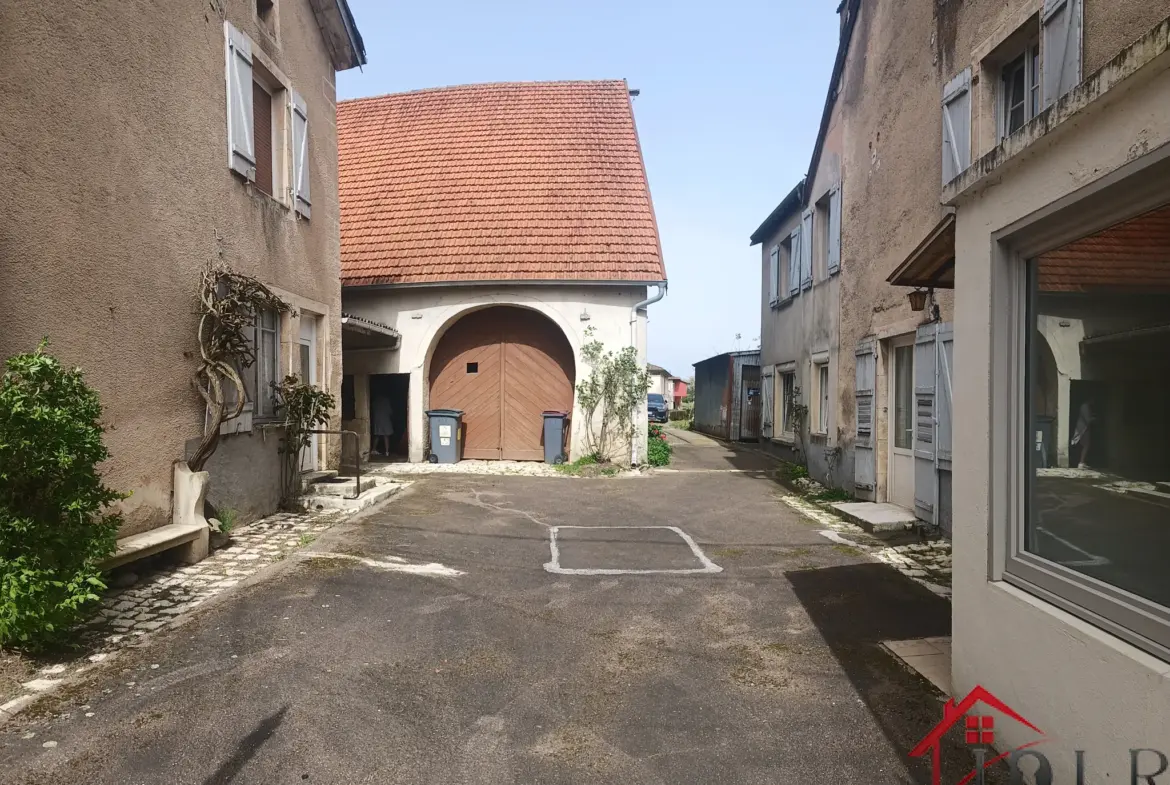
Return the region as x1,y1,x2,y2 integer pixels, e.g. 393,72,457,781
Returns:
0,343,124,648
190,261,290,472
576,329,650,462
274,375,336,506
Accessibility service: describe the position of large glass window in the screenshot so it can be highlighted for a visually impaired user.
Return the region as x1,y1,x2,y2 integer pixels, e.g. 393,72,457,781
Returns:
1022,203,1170,646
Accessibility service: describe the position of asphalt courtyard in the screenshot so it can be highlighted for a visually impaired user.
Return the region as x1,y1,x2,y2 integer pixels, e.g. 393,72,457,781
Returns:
0,434,978,785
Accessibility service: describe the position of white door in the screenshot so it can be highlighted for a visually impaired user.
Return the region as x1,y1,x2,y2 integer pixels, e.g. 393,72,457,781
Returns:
299,316,318,472
887,335,916,509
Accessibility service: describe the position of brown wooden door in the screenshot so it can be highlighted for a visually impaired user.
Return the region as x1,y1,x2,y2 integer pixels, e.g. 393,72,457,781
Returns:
429,307,574,461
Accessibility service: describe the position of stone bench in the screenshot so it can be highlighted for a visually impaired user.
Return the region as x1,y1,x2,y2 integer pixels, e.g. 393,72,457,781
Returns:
100,522,209,571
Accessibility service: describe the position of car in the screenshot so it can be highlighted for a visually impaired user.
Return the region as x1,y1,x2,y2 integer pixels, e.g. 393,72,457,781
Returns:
647,393,668,423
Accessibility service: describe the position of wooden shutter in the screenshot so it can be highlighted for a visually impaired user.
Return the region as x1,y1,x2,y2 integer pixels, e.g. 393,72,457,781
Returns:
225,22,255,179
913,324,938,522
788,230,801,297
1042,0,1082,107
854,339,877,495
941,68,971,185
800,208,814,290
290,90,311,218
936,323,954,469
761,369,774,439
827,184,842,275
769,246,780,303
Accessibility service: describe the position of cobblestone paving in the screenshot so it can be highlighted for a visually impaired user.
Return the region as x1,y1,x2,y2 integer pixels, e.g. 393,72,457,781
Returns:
1,509,347,722
780,495,953,597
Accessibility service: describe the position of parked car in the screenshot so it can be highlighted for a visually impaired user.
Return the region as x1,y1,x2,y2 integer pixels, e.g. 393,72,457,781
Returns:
647,393,668,423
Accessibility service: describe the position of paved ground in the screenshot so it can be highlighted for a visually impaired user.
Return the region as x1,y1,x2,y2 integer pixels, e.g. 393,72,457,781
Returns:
0,438,984,785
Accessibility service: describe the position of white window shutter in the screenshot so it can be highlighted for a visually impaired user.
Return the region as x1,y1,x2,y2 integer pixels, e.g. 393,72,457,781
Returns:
800,208,813,289
941,68,972,185
1042,0,1082,108
290,90,311,218
225,23,255,179
788,230,801,296
769,246,780,303
828,184,842,275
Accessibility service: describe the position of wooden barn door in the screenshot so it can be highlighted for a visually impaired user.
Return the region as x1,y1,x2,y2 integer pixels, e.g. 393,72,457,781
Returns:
429,307,574,461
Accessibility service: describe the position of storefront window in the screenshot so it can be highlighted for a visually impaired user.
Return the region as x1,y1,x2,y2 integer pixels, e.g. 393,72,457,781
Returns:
1025,203,1170,614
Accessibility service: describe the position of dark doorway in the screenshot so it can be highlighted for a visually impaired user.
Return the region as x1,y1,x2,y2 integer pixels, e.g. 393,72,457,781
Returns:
370,373,409,461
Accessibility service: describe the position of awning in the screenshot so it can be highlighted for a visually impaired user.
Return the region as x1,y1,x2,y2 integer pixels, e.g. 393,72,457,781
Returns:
886,213,956,289
341,313,400,350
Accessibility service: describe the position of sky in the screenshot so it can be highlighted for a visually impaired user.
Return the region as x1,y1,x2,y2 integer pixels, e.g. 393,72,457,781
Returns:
336,0,840,379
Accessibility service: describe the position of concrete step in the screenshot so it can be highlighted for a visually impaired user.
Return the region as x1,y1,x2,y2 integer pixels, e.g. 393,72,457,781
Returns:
300,470,337,492
306,476,378,497
300,480,405,514
830,502,917,536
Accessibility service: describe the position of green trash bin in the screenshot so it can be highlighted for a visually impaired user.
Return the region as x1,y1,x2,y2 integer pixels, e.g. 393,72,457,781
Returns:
426,409,464,464
542,411,569,464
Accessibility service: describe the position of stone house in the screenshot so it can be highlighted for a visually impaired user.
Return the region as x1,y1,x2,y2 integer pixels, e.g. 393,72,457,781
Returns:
336,81,667,466
0,1,365,557
755,0,1170,775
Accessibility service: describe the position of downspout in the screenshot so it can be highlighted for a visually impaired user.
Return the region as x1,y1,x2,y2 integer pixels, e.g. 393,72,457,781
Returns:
630,281,667,465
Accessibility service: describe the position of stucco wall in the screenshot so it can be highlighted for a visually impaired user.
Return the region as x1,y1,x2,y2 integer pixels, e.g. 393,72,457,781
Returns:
341,284,651,465
951,48,1170,782
0,0,345,535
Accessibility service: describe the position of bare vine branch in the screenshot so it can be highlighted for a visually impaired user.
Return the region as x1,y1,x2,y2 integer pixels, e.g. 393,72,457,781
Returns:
189,260,291,471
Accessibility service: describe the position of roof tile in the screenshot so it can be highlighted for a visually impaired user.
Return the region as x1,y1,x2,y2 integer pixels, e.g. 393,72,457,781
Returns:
337,81,666,286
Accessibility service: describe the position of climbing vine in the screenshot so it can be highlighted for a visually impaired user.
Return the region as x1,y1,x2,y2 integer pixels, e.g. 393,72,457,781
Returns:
189,260,290,472
576,328,650,462
274,375,336,506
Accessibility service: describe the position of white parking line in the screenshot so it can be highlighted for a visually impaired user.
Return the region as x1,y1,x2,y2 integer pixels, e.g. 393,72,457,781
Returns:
543,525,723,575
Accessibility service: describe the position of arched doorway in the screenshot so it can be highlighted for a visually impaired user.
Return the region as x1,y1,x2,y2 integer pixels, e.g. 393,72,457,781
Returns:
429,306,575,460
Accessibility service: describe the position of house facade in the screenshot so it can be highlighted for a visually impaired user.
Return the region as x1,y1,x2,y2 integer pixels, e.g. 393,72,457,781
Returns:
647,364,675,409
337,82,666,466
0,0,365,540
758,0,1170,775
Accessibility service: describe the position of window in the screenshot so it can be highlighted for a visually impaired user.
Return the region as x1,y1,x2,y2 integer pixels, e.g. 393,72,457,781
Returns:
251,308,280,420
225,23,310,217
778,371,796,437
1010,201,1170,659
1001,43,1040,138
814,362,830,434
893,345,914,450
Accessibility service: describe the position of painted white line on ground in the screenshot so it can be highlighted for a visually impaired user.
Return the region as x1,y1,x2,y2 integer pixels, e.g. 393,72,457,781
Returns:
817,530,862,547
303,552,465,578
1035,526,1111,567
543,525,723,575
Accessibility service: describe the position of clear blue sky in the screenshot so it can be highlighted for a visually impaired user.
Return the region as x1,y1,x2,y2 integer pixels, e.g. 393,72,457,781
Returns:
337,0,840,379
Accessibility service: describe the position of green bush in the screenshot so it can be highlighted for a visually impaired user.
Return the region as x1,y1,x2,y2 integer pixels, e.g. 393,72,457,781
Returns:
647,425,672,467
0,343,123,648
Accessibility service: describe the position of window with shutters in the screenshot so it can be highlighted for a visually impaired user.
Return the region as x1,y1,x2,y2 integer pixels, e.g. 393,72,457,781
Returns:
225,22,310,217
815,362,830,435
248,308,280,420
778,371,796,438
999,41,1041,139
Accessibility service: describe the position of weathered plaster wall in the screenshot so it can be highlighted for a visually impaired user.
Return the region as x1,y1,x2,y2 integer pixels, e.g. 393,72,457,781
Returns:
342,284,651,465
1084,0,1170,76
951,52,1170,782
0,0,345,535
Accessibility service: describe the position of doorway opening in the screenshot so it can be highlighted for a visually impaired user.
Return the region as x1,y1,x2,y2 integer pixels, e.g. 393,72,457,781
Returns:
369,373,409,462
886,334,916,510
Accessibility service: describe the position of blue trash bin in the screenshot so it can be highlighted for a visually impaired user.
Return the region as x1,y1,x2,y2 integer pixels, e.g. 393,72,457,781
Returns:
542,411,569,464
426,409,464,464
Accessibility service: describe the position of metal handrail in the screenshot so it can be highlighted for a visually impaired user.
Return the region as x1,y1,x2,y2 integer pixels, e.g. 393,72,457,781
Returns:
307,429,362,499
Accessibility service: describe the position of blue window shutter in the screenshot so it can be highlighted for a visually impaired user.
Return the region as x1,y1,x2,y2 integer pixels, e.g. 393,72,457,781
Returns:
225,22,255,180
1042,0,1082,107
788,230,801,296
828,184,842,275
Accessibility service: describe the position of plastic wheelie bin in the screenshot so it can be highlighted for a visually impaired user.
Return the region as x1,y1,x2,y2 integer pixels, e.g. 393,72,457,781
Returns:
542,411,569,464
426,409,464,463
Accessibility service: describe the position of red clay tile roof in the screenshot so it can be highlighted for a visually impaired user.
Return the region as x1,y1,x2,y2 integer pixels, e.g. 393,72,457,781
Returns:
1039,203,1170,293
337,80,666,286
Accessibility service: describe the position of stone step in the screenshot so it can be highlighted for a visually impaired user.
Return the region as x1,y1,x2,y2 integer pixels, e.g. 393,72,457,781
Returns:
300,480,405,514
306,476,378,497
830,501,918,537
300,470,338,491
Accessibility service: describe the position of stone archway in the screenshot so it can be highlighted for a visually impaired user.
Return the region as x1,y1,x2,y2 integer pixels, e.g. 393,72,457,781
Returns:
428,306,575,460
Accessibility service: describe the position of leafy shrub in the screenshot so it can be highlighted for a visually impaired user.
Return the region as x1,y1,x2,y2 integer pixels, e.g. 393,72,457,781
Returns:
0,344,123,648
274,375,336,505
647,424,672,467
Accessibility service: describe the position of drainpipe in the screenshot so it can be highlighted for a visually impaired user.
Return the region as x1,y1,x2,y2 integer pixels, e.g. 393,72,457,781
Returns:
629,282,667,465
